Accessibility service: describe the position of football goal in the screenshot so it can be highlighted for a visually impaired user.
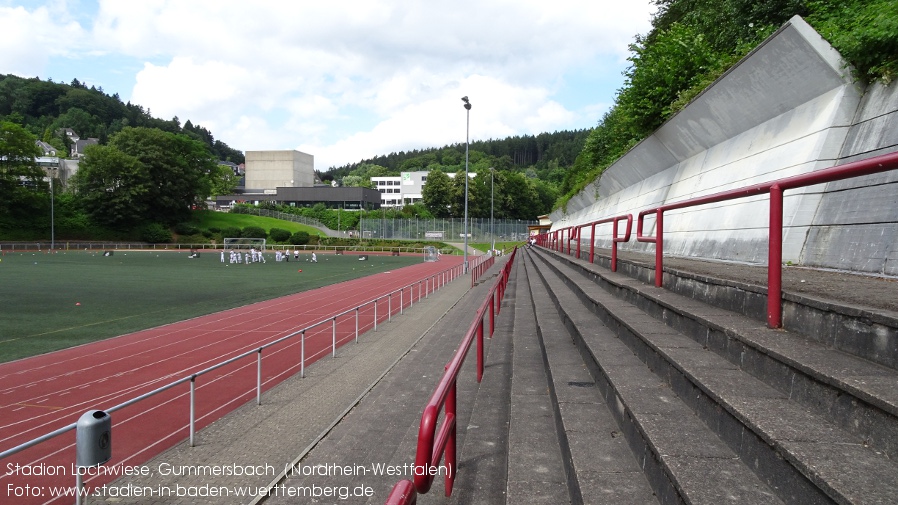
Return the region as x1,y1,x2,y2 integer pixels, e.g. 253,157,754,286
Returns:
423,246,439,262
223,238,267,251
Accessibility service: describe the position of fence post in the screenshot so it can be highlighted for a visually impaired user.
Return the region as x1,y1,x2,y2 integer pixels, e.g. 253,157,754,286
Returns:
257,348,262,406
654,210,664,287
355,308,360,343
332,318,337,357
300,330,305,378
189,375,196,447
477,317,484,383
590,223,597,264
768,185,784,328
374,299,378,332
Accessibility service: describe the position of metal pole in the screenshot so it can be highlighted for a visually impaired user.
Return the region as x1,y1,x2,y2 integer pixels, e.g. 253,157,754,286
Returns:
332,317,337,357
257,349,262,405
50,173,55,251
490,167,494,254
355,307,359,343
300,330,305,378
189,376,196,447
768,185,784,328
462,96,471,274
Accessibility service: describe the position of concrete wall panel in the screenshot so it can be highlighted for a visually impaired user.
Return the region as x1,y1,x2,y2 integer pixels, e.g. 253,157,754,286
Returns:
550,16,898,275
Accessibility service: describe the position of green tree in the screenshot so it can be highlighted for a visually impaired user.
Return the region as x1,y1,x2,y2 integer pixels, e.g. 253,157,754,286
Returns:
447,170,474,218
0,121,45,226
72,144,149,229
209,164,239,197
109,127,218,224
421,169,452,217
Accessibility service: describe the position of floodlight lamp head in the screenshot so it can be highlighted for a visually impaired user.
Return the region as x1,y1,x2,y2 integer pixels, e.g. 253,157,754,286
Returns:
461,96,471,109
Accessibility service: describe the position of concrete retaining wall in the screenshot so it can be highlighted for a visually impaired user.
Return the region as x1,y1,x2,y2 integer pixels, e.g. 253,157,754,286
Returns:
551,16,898,275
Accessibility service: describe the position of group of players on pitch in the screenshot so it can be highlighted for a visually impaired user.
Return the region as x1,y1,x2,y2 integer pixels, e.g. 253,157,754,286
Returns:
220,248,317,265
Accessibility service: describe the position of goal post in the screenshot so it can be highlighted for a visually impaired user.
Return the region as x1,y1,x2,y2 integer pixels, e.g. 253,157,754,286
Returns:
423,246,439,262
223,238,267,251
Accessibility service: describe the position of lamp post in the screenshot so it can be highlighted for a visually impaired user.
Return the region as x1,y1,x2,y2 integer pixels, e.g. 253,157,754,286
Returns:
462,96,471,273
50,170,55,250
489,167,495,255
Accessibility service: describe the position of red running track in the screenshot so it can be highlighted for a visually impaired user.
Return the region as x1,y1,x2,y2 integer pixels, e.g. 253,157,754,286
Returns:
0,257,463,504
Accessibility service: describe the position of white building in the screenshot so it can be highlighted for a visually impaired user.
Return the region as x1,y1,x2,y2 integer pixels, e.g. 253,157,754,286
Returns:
372,171,473,208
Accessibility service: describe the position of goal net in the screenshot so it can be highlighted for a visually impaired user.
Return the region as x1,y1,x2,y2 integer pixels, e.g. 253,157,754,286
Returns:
423,246,439,262
223,237,267,251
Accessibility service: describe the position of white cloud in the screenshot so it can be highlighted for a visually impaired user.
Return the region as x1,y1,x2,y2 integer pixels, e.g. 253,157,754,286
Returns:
2,0,655,170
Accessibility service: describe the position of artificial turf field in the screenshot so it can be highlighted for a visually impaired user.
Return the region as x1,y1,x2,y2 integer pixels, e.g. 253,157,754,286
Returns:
0,249,422,363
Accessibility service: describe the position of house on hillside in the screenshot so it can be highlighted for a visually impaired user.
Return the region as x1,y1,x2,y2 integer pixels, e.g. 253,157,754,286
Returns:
55,128,98,158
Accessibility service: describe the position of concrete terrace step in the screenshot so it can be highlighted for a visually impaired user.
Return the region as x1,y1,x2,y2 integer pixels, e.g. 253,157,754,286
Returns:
499,258,572,504
530,247,898,504
540,247,898,461
446,260,516,505
524,251,782,504
521,256,658,504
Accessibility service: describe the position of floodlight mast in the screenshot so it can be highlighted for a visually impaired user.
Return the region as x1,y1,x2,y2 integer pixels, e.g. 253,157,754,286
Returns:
462,96,471,273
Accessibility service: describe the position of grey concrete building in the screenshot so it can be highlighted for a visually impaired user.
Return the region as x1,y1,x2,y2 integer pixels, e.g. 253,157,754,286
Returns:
244,150,314,192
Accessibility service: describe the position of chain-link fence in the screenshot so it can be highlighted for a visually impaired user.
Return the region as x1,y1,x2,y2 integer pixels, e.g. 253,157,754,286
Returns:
359,218,535,242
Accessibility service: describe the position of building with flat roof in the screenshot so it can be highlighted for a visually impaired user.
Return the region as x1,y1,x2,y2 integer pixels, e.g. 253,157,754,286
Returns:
215,186,381,211
372,171,473,208
244,150,314,193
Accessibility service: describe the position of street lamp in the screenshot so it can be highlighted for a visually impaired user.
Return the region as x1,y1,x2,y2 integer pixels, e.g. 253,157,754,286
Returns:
489,167,494,255
50,170,55,250
462,96,471,273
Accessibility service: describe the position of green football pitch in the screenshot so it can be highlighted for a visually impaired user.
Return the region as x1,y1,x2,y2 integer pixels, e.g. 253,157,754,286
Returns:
0,249,421,363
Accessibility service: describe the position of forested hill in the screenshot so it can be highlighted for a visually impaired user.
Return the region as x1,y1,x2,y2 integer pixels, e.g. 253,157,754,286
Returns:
327,129,589,176
0,74,244,164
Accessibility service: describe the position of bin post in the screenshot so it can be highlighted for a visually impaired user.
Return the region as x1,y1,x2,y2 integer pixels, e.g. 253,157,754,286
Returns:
75,410,112,504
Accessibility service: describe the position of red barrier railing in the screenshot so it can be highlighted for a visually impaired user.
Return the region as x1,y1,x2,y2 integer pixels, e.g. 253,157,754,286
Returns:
554,214,633,272
385,247,518,505
636,150,898,328
471,254,496,286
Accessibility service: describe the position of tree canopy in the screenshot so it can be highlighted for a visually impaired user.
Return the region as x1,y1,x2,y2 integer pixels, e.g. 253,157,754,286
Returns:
72,127,220,228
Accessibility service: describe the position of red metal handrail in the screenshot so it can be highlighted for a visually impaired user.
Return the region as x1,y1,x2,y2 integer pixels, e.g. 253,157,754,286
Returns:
636,150,898,328
579,214,632,271
386,247,518,505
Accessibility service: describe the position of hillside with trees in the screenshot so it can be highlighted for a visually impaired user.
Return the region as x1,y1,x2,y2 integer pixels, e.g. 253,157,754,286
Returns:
0,74,244,164
322,129,589,220
559,0,897,208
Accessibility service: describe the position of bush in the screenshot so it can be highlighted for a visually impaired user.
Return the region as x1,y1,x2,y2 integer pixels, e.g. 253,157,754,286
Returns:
269,228,291,243
141,223,173,243
208,226,221,233
221,226,242,238
174,222,200,235
290,231,310,245
242,226,267,238
202,230,214,239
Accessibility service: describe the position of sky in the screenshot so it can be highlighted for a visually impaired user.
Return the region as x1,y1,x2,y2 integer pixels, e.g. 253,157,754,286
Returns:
1,0,656,171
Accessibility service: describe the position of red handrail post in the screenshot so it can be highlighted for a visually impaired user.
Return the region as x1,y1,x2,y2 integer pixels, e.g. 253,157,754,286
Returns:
476,318,484,382
768,184,784,328
589,223,597,264
654,210,664,287
575,226,581,259
610,219,619,272
489,295,495,337
445,382,457,496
